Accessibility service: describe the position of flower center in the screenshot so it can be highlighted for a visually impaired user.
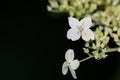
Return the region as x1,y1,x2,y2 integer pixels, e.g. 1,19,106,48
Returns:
77,25,84,33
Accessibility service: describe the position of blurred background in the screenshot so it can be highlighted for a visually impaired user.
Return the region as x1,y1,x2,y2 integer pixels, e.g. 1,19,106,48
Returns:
0,0,120,80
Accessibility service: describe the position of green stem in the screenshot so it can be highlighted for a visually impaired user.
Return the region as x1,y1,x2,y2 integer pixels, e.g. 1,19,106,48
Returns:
79,56,93,63
105,47,120,53
79,47,120,63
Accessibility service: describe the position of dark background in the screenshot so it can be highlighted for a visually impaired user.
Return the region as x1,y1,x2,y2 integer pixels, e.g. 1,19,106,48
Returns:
0,0,120,80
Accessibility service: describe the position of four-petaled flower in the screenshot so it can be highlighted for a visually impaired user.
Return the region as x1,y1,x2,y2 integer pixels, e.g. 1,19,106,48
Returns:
62,49,80,79
67,17,94,41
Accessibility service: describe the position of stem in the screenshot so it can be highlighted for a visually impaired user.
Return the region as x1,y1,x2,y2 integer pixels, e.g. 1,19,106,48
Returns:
79,56,93,63
105,47,120,53
79,47,120,63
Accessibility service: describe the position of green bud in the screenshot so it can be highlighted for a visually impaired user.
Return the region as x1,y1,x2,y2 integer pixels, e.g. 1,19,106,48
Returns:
92,43,97,49
49,0,59,9
113,26,118,32
92,51,99,60
89,3,97,13
94,53,99,60
83,48,89,54
69,6,75,16
100,53,108,59
100,43,105,48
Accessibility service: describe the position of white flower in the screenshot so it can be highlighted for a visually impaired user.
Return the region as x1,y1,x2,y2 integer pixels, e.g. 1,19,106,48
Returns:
67,17,94,41
62,49,80,79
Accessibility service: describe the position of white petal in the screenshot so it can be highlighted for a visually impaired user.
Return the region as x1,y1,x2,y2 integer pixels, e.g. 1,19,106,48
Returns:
68,17,80,28
79,17,92,29
82,29,94,41
70,59,80,70
65,49,74,63
62,61,69,75
67,28,81,41
69,66,77,79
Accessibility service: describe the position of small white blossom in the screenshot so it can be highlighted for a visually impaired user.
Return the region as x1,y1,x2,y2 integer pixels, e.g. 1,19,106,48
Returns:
67,17,94,41
62,49,80,79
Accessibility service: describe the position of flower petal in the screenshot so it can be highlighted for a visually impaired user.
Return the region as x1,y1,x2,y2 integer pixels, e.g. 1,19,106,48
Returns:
68,17,80,28
79,17,92,29
65,49,74,63
67,28,81,41
69,66,77,79
70,59,80,70
62,61,69,75
82,29,94,41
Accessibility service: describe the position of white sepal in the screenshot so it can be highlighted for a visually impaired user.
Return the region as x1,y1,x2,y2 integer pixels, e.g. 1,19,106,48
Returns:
62,61,69,75
82,29,94,41
69,66,77,79
67,28,81,41
70,59,80,70
68,17,80,28
65,49,74,63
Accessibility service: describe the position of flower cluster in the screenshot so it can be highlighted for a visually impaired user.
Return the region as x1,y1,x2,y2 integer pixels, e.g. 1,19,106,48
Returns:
62,49,80,79
47,0,120,19
47,0,120,79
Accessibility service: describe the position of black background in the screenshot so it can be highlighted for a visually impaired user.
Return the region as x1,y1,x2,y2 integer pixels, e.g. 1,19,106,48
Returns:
0,0,120,80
